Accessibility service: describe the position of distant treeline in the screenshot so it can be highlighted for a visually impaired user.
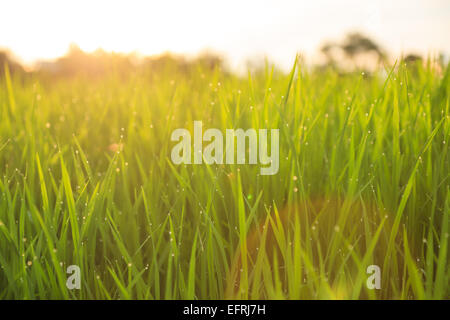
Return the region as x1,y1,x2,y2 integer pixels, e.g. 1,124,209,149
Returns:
0,32,444,79
0,45,224,79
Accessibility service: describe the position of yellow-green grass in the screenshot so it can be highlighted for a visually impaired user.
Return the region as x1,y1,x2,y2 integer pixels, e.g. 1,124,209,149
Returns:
0,58,448,299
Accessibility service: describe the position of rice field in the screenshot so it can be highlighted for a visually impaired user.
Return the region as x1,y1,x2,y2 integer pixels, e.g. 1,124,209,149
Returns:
0,57,448,299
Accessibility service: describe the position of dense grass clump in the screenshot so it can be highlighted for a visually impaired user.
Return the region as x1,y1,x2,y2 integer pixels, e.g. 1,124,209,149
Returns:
0,58,448,299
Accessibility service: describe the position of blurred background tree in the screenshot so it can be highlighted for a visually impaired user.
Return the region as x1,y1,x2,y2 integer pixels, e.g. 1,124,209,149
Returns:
320,32,387,73
0,50,24,76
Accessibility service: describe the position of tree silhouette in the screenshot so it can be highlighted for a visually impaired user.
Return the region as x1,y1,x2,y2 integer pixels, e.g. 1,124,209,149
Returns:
341,32,385,62
320,32,387,71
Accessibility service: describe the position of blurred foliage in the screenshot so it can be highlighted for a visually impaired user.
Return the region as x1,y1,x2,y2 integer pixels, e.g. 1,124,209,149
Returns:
1,45,224,80
0,50,24,76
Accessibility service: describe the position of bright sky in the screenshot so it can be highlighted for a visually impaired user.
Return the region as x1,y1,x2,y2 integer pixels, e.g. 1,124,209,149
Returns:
1,0,449,70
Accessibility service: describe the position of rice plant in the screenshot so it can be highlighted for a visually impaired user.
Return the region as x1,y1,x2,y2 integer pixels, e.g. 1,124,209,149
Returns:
0,57,448,299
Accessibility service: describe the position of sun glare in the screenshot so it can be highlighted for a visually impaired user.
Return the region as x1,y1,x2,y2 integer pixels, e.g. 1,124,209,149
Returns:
1,0,449,69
